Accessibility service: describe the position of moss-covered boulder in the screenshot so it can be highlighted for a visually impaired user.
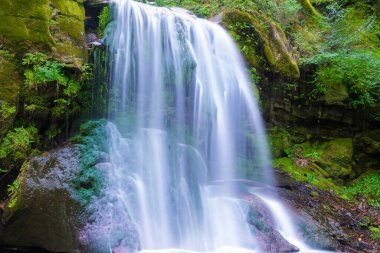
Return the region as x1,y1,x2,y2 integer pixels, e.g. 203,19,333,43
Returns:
0,120,140,252
0,146,85,252
221,9,300,79
0,0,87,66
318,138,355,180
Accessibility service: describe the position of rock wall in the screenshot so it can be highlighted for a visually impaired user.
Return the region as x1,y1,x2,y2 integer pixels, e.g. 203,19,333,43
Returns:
0,0,87,66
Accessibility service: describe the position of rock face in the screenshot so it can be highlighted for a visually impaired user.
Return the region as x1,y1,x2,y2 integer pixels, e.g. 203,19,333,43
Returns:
0,0,87,66
0,146,85,252
276,172,380,252
245,194,299,252
0,141,140,253
221,9,300,80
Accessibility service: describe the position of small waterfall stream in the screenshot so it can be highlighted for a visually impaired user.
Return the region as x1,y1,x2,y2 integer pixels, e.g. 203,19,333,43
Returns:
97,0,325,252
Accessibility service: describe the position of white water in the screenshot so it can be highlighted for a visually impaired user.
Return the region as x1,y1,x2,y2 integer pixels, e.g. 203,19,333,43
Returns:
102,0,323,252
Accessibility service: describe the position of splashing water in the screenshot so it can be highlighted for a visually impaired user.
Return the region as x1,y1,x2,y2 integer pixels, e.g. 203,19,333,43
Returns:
98,0,314,252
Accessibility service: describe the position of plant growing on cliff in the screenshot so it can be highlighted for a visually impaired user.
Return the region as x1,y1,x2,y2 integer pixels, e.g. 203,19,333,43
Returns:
22,52,66,91
0,126,38,161
0,102,16,121
98,6,112,38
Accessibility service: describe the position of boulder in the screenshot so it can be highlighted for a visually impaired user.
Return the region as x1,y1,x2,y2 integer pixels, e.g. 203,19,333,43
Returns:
0,51,20,137
0,121,140,253
221,9,300,80
0,146,86,252
245,195,299,252
0,0,87,67
318,138,356,180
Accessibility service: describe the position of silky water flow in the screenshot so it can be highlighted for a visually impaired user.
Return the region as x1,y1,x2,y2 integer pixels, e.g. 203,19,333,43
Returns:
96,0,327,252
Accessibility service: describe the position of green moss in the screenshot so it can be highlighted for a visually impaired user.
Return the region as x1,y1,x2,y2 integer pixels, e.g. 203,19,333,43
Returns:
50,0,85,20
0,0,55,49
298,0,322,17
222,10,266,69
98,6,112,38
315,138,355,180
71,120,109,206
222,9,299,79
54,16,85,42
268,127,292,158
0,53,22,103
274,157,337,190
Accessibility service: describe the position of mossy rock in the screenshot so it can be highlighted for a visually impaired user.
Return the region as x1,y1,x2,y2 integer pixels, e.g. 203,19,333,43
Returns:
318,138,355,180
268,21,300,79
268,127,292,158
0,52,20,137
0,0,87,66
298,0,322,17
321,83,349,105
221,9,268,70
221,9,300,79
0,53,21,103
0,147,86,252
0,0,55,51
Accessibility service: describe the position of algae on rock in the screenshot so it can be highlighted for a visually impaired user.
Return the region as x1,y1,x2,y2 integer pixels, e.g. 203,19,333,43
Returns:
221,9,300,80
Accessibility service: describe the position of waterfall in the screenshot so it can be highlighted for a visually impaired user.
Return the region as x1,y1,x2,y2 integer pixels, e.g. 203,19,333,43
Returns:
96,0,314,252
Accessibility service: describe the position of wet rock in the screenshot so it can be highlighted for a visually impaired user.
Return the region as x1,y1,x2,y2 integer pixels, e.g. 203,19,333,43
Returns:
0,142,140,253
245,195,299,252
276,173,380,252
0,146,85,252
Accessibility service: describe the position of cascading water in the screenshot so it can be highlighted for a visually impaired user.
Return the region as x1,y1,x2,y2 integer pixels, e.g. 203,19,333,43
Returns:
97,0,318,252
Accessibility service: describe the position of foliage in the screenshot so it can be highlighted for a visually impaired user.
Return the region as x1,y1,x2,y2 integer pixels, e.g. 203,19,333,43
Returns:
0,126,38,161
0,102,16,121
7,179,20,195
369,226,380,240
22,52,67,89
298,2,380,108
98,6,112,38
0,49,15,60
6,179,20,209
303,49,380,107
339,171,380,207
22,52,92,125
80,63,94,83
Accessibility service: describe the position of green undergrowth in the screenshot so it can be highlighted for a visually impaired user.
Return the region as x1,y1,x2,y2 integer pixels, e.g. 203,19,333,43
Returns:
369,226,380,240
71,120,109,206
298,1,380,110
270,127,380,207
339,171,380,207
